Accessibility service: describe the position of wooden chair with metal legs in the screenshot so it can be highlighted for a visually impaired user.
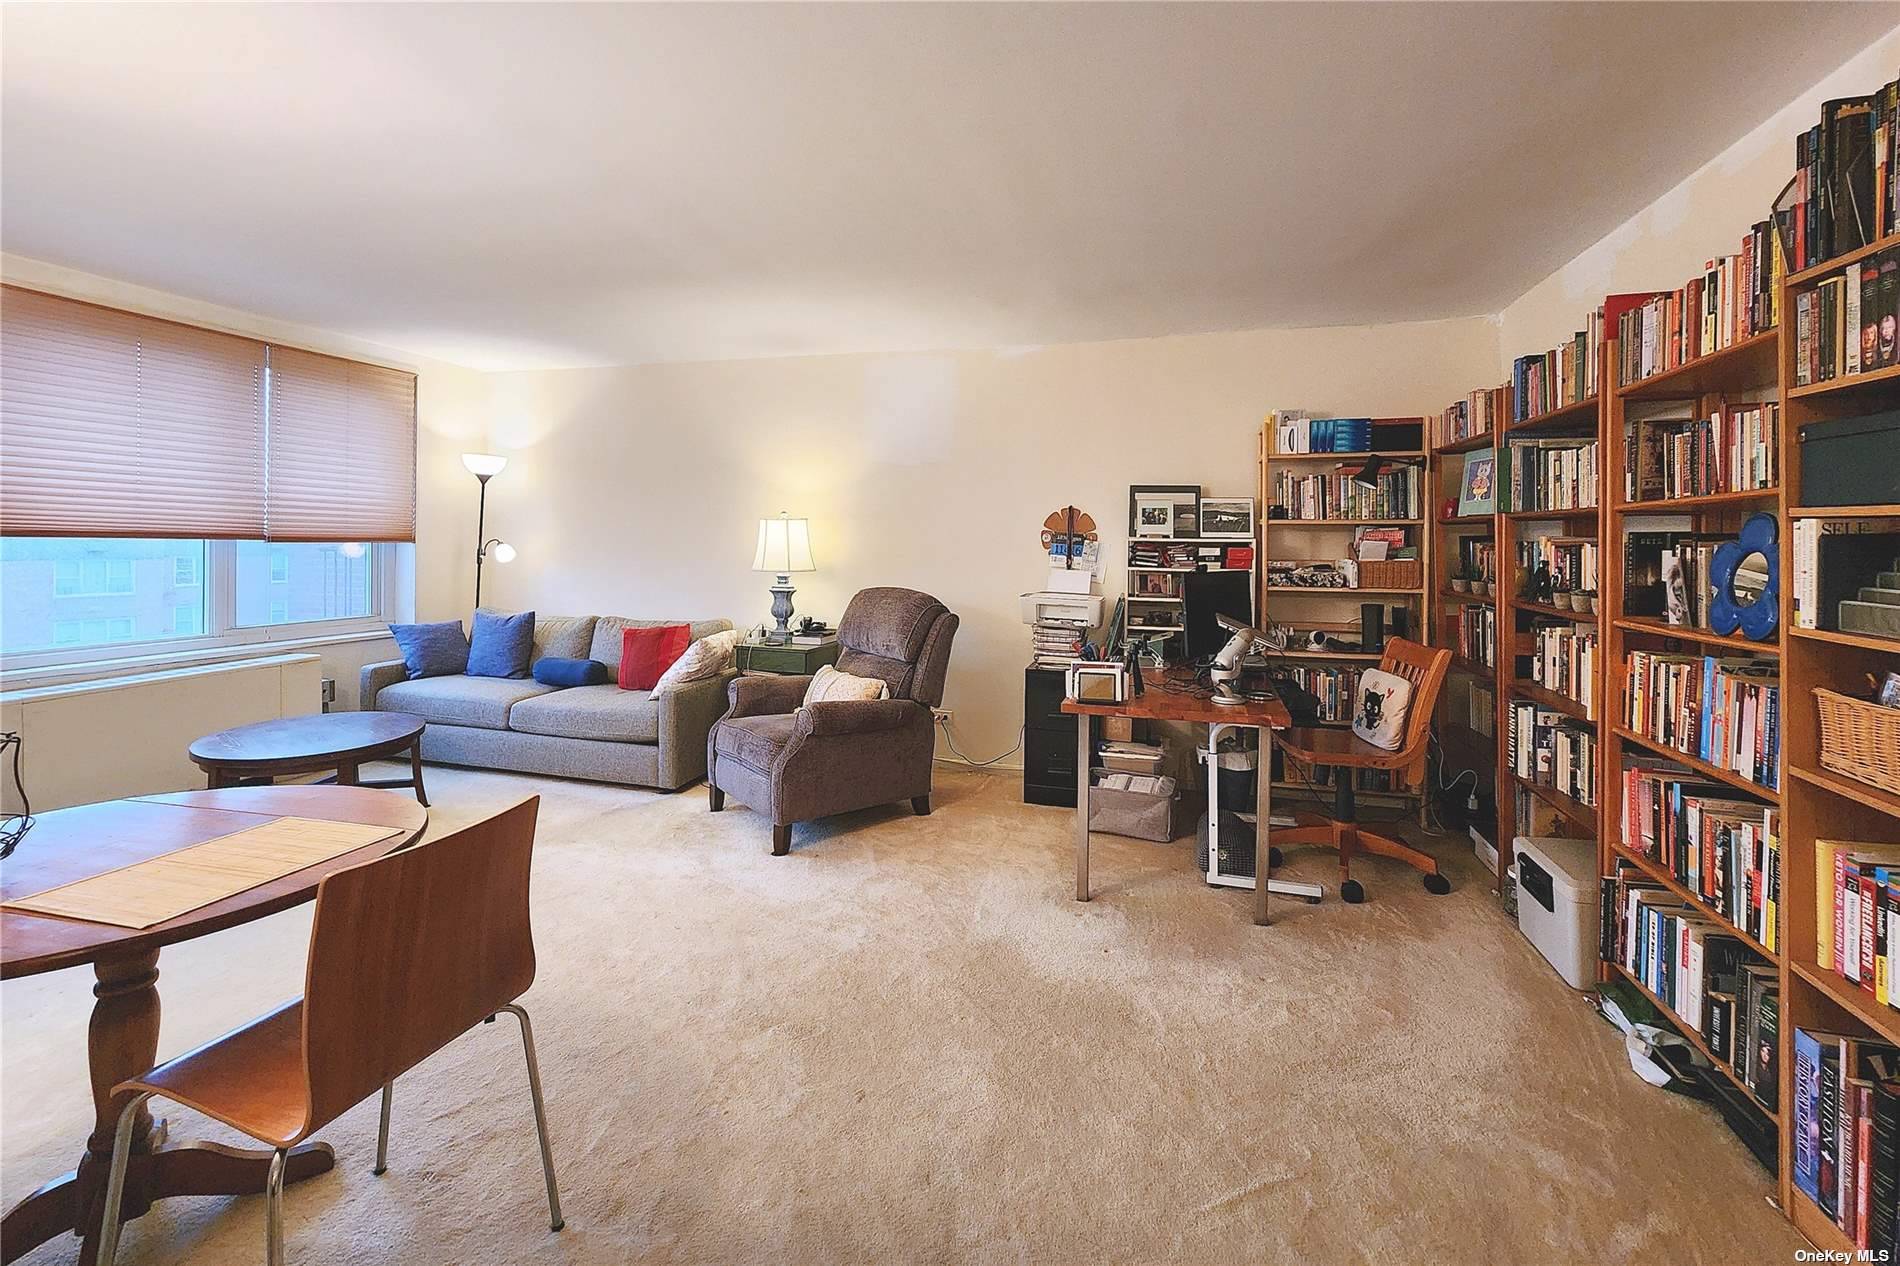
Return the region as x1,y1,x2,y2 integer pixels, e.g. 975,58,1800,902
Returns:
1269,639,1453,904
97,797,563,1265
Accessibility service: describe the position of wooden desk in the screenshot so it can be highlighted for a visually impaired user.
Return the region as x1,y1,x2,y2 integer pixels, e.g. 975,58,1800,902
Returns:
1063,669,1299,926
0,786,428,1265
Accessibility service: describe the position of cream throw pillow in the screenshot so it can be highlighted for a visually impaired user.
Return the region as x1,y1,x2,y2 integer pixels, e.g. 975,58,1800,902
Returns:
1350,667,1413,752
650,628,741,698
803,663,890,705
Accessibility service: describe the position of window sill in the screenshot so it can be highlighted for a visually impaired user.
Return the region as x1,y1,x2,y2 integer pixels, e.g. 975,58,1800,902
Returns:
0,628,397,690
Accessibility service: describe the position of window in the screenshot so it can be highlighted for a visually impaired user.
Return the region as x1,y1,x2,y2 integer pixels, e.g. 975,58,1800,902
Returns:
1,537,401,662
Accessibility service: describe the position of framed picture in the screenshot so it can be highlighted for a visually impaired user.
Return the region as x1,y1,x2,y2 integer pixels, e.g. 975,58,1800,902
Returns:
1199,497,1256,539
1457,452,1496,517
1128,484,1199,539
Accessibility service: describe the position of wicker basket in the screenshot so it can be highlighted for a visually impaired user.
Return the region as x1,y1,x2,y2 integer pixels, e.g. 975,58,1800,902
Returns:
1816,688,1900,796
1357,558,1422,590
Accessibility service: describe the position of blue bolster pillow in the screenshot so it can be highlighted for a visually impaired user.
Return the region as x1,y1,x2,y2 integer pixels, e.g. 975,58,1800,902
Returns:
532,657,610,687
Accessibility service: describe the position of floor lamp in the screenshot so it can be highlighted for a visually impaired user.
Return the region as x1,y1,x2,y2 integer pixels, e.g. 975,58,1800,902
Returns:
463,453,515,609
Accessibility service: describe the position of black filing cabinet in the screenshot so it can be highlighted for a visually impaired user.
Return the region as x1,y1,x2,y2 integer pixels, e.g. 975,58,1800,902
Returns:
1024,668,1092,806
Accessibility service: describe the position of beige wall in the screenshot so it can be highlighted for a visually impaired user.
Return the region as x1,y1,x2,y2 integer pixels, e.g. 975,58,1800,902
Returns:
480,317,1500,764
1499,25,1900,357
0,254,489,694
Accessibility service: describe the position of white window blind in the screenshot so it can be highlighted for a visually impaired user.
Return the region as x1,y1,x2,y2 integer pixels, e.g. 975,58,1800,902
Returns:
264,347,417,542
0,286,267,538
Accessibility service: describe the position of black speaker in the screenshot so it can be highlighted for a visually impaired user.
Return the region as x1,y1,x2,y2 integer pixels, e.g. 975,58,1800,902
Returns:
1388,605,1411,644
1361,603,1386,653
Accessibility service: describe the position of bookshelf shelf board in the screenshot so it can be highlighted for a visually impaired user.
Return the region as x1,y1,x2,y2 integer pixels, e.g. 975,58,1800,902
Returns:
1503,508,1600,522
1506,396,1599,434
1615,330,1779,401
1449,656,1494,680
1127,566,1250,574
1513,774,1597,831
1788,626,1900,653
1433,434,1497,456
1274,648,1381,662
1786,361,1900,401
1128,624,1183,634
1608,842,1774,961
1509,679,1593,723
1610,963,1778,1121
1510,597,1596,622
1790,960,1900,1046
1265,586,1424,597
1266,450,1425,462
1134,536,1247,544
1611,727,1779,802
1786,230,1900,286
1613,487,1780,513
1127,596,1182,603
1442,514,1495,526
1270,518,1425,526
1788,504,1900,519
1438,588,1496,605
1788,765,1900,820
1613,617,1778,655
1269,780,1412,803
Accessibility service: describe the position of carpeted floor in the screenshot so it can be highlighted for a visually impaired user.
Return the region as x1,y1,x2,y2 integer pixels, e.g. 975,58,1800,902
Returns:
3,764,1800,1264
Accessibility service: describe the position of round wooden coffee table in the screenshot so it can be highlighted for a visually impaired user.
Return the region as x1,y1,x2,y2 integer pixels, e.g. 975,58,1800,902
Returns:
188,711,429,805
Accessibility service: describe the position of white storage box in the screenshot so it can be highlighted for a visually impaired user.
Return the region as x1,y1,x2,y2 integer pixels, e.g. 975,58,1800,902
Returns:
1098,741,1165,775
1513,835,1601,990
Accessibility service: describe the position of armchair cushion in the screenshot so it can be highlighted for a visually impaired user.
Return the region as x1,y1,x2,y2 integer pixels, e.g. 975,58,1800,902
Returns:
715,713,798,772
799,699,919,737
803,664,889,704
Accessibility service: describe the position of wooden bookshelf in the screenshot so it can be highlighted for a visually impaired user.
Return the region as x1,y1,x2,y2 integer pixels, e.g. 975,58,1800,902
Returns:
1612,962,1779,1121
1428,417,1501,860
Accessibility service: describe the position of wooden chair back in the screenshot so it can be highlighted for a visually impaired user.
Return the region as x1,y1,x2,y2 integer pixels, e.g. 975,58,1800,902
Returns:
1377,639,1451,788
297,797,541,1137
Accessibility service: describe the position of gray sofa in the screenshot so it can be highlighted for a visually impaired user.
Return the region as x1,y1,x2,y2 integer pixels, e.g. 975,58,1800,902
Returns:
361,615,734,790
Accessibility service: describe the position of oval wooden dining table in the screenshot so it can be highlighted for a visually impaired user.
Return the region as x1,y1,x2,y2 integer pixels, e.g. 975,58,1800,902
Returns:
0,785,429,1265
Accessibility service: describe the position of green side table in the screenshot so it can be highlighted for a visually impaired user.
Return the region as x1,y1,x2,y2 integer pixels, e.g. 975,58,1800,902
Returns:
735,636,841,676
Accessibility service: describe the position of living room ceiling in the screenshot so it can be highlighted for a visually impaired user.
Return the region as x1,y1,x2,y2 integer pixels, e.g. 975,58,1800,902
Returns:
3,3,1893,371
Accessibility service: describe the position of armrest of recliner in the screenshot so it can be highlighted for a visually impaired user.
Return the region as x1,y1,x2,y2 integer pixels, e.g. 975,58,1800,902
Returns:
726,673,811,718
796,699,923,738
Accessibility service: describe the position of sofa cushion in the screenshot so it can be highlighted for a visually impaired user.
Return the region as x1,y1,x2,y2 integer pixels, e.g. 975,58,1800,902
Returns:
468,608,535,679
532,616,597,664
714,713,797,772
532,657,611,688
389,621,469,679
590,617,734,674
619,624,690,691
375,675,554,731
509,684,660,744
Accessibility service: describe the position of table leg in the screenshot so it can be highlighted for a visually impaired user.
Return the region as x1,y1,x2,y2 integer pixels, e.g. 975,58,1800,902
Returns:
0,950,336,1266
336,761,360,787
1254,726,1272,927
409,741,430,806
1074,716,1090,902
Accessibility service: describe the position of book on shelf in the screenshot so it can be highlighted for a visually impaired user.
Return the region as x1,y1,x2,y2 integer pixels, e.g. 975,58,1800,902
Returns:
1615,220,1781,386
1268,466,1421,520
1622,650,1781,791
1814,840,1900,1005
1438,385,1506,446
1792,1028,1900,1252
1785,80,1900,275
1517,535,1598,594
1623,404,1779,500
1509,698,1597,806
1278,664,1363,723
1511,308,1602,420
1618,762,1779,947
1794,250,1900,386
1457,538,1496,585
1268,412,1373,455
1454,603,1496,668
1527,620,1596,717
1622,530,1726,624
1504,437,1599,513
1792,515,1900,635
1603,863,1777,1111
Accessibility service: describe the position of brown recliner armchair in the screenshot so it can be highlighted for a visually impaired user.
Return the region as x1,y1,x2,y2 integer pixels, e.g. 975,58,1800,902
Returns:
707,587,959,855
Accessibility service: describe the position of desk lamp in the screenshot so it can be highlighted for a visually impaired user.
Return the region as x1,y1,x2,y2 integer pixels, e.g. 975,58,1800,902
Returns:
1208,613,1262,707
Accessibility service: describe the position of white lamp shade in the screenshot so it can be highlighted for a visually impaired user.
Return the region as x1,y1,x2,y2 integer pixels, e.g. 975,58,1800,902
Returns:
462,452,508,478
490,541,517,564
752,516,815,573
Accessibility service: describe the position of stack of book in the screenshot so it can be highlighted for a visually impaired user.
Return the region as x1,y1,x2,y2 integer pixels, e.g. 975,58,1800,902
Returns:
1278,665,1362,724
1529,620,1597,716
1510,310,1602,421
1816,840,1900,1006
1615,221,1781,386
1128,541,1198,568
1030,617,1088,670
1623,530,1727,625
1623,405,1781,500
1269,467,1420,521
1793,1029,1900,1252
1785,81,1900,274
1516,536,1598,593
1508,699,1597,806
1505,438,1599,512
1623,651,1781,790
1604,864,1779,1112
1617,762,1780,947
1795,242,1900,386
1438,385,1506,446
1268,412,1373,454
1455,603,1496,668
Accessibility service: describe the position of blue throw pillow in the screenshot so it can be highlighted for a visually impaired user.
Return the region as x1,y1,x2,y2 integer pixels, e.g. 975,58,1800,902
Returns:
468,609,535,679
389,621,469,679
532,657,611,688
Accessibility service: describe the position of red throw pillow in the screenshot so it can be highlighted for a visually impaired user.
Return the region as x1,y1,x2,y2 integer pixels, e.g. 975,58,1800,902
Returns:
620,624,691,691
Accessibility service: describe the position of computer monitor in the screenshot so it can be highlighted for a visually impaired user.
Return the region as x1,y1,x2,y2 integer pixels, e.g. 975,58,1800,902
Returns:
1183,570,1254,659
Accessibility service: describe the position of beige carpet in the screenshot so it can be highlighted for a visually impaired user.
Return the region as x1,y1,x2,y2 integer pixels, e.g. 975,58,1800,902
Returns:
3,765,1800,1264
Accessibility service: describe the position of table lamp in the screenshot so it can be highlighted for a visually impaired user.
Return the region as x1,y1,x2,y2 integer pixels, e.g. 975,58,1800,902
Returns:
752,512,815,643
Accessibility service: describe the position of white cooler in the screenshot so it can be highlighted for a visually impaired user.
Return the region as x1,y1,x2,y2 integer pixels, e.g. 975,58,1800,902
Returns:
1512,835,1601,990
